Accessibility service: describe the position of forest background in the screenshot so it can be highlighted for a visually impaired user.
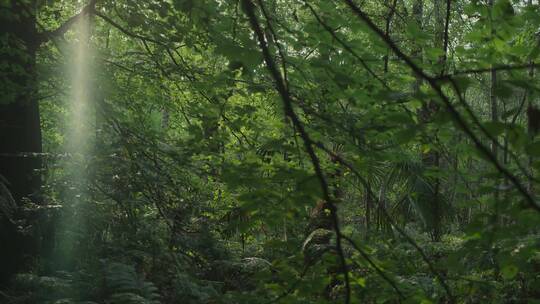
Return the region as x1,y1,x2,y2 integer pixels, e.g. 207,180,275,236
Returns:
1,0,540,303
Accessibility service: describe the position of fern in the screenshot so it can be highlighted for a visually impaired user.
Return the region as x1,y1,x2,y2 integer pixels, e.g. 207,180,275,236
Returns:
170,272,219,303
108,292,154,304
103,262,160,304
7,262,161,304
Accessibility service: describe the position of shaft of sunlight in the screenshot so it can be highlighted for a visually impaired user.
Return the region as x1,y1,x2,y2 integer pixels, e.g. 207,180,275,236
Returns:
55,9,94,270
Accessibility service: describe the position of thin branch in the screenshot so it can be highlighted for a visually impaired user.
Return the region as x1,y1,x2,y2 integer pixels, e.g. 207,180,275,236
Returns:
340,234,405,299
264,265,312,304
93,11,165,46
242,1,351,303
447,78,540,184
38,0,97,44
304,2,390,90
341,0,540,213
314,141,454,300
440,62,540,79
256,0,289,88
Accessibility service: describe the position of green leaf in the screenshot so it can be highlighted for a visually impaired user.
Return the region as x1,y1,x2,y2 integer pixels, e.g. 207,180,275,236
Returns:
483,121,506,137
425,47,444,61
387,112,413,124
494,82,514,98
525,141,540,157
394,128,417,144
405,21,430,42
501,264,518,279
173,0,194,12
215,40,262,69
355,277,366,288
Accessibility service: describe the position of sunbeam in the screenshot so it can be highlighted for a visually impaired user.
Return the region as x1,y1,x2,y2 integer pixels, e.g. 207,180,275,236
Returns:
54,9,94,270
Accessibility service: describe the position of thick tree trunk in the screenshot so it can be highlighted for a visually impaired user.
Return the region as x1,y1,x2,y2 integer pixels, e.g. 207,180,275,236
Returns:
0,103,42,202
0,0,41,285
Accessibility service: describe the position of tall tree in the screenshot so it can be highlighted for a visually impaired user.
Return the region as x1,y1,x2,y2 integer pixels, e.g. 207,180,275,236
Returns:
0,0,41,285
0,0,96,284
411,0,443,242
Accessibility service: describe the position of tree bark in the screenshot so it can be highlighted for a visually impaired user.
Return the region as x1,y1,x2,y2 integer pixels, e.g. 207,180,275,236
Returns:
0,0,41,285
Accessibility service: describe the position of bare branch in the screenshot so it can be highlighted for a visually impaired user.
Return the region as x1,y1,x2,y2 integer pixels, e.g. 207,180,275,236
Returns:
304,2,390,90
38,0,97,44
313,141,455,302
242,1,351,302
92,11,165,46
341,0,540,213
340,234,405,299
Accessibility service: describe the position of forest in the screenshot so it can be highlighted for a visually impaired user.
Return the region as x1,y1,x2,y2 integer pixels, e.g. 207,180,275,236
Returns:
1,0,540,303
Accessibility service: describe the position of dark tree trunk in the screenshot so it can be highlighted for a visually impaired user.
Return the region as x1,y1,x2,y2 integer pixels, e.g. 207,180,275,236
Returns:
0,0,41,285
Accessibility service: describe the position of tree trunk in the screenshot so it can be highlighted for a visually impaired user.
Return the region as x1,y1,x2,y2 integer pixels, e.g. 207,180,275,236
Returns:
414,0,444,242
0,0,41,285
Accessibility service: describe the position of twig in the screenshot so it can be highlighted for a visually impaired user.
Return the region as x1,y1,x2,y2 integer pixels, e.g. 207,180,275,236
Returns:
304,2,390,90
341,0,540,213
256,0,289,88
93,11,165,46
242,1,351,302
314,141,455,302
37,0,97,44
340,234,405,299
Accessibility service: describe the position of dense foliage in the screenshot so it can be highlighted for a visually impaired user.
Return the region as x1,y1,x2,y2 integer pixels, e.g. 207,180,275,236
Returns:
1,0,540,303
